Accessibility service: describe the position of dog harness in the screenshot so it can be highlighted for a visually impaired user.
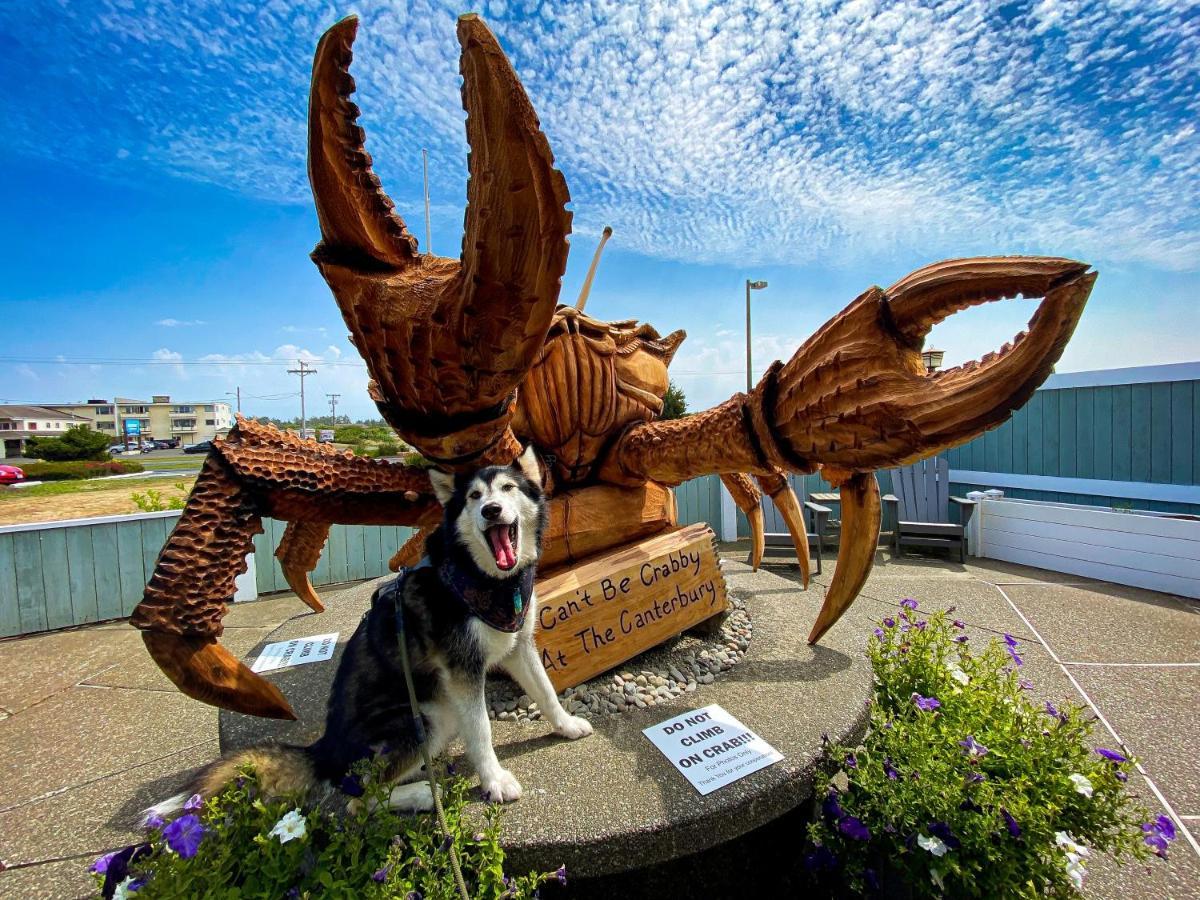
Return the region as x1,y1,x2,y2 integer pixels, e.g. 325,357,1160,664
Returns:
391,556,533,633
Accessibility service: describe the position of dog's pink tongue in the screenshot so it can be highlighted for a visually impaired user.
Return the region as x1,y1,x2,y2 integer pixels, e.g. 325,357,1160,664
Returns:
488,526,516,570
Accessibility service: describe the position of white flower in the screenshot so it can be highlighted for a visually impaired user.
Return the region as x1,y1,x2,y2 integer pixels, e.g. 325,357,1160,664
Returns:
931,867,945,891
269,808,307,844
1064,853,1088,890
1069,773,1094,798
947,662,969,686
918,834,949,857
113,877,136,900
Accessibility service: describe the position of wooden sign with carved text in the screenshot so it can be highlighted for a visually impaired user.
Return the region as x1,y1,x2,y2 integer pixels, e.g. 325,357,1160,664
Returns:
534,524,727,691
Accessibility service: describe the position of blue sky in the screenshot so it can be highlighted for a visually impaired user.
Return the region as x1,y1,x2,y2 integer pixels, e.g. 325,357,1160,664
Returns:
2,0,1197,420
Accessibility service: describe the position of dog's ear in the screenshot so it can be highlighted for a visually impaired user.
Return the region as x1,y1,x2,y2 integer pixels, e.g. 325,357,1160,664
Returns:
427,469,455,506
513,445,541,485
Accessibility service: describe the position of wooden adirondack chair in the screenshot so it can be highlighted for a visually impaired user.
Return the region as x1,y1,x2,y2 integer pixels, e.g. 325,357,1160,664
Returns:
885,456,976,562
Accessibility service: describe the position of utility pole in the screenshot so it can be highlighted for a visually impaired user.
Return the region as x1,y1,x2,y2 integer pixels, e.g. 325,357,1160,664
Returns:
226,388,241,414
422,148,432,254
287,360,317,439
327,392,340,424
745,279,768,392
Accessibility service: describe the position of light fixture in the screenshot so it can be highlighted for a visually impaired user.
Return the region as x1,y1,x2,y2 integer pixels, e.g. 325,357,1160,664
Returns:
922,347,946,374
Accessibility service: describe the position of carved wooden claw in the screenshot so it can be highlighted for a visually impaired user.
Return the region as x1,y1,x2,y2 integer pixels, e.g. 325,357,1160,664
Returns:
602,257,1095,640
308,14,572,471
130,418,439,719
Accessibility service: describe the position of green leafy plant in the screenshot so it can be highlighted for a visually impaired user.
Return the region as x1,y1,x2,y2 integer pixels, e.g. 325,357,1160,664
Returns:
90,758,563,899
659,380,688,420
805,601,1172,897
22,459,145,481
25,425,113,461
373,441,401,458
131,488,186,512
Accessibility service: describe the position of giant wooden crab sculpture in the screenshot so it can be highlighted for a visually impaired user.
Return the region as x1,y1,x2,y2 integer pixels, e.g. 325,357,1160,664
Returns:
130,15,1094,720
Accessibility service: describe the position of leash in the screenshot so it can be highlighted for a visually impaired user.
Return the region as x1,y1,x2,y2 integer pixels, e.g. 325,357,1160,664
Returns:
393,575,471,900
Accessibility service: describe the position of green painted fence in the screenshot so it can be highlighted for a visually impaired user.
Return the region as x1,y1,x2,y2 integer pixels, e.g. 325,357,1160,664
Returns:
943,364,1200,514
250,519,415,595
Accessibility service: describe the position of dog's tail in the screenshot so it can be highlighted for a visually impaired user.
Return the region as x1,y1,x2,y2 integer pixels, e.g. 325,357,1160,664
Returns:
142,743,317,823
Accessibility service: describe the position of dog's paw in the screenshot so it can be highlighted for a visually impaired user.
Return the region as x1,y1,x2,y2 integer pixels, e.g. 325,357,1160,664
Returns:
554,714,593,740
480,769,523,803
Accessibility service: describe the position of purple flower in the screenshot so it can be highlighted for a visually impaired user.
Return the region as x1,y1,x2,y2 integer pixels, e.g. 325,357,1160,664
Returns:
372,865,391,883
873,628,884,639
92,844,150,899
845,753,858,770
959,735,989,758
556,864,568,885
803,844,838,871
1004,633,1018,648
913,620,927,631
445,761,457,776
839,816,871,841
823,791,844,822
954,633,969,643
883,758,899,780
967,772,986,783
340,774,365,797
912,692,941,712
406,893,423,900
162,814,206,860
928,821,961,849
1001,808,1021,838
182,793,203,812
882,617,896,628
901,598,918,611
1018,679,1034,691
952,619,966,630
1096,748,1128,763
90,851,119,875
142,812,165,831
439,834,453,852
960,798,984,813
1142,816,1176,858
286,889,301,900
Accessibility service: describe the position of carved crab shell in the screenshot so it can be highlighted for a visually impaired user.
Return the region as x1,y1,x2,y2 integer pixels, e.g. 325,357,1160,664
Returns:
513,306,686,485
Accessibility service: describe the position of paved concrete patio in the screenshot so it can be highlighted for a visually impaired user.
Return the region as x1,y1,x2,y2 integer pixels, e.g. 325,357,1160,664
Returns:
1,549,1196,898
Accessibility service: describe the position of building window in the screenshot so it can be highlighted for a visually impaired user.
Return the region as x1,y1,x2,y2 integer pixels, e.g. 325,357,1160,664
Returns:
171,405,194,414
98,422,114,430
95,406,113,415
122,405,149,414
28,423,37,430
205,419,215,426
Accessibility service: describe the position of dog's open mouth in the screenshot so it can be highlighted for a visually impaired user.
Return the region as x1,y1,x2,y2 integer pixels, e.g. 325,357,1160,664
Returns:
486,523,519,571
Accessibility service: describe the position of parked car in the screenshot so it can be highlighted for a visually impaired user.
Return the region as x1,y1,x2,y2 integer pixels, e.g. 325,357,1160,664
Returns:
318,429,335,443
0,464,25,485
183,441,214,454
108,444,127,454
151,440,177,450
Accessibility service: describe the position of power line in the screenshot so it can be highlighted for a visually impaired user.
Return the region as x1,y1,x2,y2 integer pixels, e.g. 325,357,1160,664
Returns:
0,355,367,369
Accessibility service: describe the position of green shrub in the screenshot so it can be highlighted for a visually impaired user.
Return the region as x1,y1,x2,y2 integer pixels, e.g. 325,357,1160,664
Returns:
89,758,561,899
805,602,1172,897
402,450,433,469
25,425,112,461
22,459,145,481
373,441,401,458
131,489,186,512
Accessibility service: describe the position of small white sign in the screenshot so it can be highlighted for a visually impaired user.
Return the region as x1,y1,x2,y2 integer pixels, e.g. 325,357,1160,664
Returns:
251,632,340,674
642,704,783,796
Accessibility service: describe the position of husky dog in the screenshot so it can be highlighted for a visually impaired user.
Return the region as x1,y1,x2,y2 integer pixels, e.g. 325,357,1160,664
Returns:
146,446,591,820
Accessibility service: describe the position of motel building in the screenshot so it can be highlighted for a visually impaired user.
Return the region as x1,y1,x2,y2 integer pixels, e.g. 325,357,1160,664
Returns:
48,396,234,448
0,405,93,458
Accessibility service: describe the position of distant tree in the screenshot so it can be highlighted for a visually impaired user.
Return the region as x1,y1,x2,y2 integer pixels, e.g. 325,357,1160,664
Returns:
659,381,688,420
26,425,112,461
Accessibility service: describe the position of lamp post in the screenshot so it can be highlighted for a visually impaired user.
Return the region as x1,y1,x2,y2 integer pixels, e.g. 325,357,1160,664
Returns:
921,347,945,374
745,279,768,392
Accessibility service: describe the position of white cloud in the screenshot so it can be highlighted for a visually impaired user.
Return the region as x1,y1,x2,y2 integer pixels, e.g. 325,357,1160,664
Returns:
5,0,1197,275
155,318,207,327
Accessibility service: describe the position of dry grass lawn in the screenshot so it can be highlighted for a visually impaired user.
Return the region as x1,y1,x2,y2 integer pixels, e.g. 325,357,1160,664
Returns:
0,476,196,526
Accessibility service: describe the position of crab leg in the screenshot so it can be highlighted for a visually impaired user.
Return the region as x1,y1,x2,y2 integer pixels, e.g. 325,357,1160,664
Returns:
276,521,332,613
308,15,571,472
807,470,880,643
600,257,1095,640
755,471,812,588
720,473,765,570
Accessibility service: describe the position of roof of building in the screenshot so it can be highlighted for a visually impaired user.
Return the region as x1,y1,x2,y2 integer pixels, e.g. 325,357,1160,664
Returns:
0,405,90,421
